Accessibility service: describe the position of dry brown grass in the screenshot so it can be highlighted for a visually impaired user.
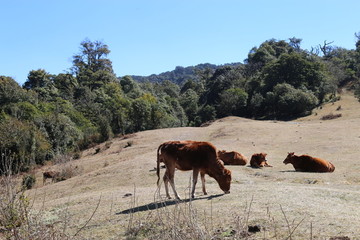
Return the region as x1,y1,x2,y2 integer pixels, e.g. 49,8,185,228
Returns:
10,91,360,239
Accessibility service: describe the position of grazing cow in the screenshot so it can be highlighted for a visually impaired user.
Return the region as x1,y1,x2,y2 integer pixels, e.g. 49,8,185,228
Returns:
157,140,231,199
218,150,248,165
43,171,60,185
283,152,335,172
250,153,272,168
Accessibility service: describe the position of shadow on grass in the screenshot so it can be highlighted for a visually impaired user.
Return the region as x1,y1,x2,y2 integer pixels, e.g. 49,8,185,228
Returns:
117,194,224,215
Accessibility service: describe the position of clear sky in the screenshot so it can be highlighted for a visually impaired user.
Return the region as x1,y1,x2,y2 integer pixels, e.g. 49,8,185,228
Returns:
1,0,360,85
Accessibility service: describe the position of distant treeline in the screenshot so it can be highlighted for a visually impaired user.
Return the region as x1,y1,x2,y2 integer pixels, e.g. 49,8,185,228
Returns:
1,36,360,173
130,63,241,85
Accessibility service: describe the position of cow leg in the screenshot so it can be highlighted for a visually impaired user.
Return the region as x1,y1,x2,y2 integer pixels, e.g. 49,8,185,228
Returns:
163,171,172,199
164,168,180,200
200,171,207,195
191,169,199,199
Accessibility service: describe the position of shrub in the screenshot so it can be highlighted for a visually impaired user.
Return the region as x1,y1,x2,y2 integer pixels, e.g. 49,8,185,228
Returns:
124,141,133,148
22,174,36,190
267,83,319,118
56,164,82,182
73,151,82,160
320,113,342,120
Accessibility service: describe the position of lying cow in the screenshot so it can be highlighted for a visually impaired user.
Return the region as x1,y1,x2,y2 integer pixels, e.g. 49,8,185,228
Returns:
218,150,248,165
157,140,231,199
250,153,272,168
283,152,335,172
43,171,60,185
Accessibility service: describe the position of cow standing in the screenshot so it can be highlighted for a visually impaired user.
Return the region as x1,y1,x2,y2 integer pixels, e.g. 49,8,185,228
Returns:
157,140,231,199
283,152,335,172
218,150,248,165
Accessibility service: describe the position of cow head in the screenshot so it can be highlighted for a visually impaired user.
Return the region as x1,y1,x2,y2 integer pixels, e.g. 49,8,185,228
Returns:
217,150,226,157
283,152,295,164
253,152,267,164
218,168,232,194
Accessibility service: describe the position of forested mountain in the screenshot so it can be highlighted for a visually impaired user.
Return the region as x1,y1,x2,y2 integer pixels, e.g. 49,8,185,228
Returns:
130,63,241,85
1,36,360,174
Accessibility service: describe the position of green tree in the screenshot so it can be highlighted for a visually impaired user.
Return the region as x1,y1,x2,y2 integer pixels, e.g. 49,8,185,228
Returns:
262,52,334,102
249,92,265,117
179,89,199,124
217,88,248,117
120,76,142,98
0,76,32,106
36,113,82,156
72,39,117,89
265,83,318,118
101,82,131,134
180,79,203,95
23,69,58,101
198,105,216,124
245,39,293,73
0,118,51,170
201,66,245,105
3,102,40,121
53,73,78,100
129,95,153,132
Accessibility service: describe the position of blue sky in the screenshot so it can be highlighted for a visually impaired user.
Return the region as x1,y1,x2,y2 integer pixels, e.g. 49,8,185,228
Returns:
1,0,360,85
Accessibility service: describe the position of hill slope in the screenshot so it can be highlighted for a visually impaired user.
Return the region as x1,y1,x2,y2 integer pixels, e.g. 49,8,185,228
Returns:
28,92,360,239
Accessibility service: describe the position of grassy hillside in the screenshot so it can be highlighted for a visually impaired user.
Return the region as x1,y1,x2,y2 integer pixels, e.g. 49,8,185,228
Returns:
18,91,360,239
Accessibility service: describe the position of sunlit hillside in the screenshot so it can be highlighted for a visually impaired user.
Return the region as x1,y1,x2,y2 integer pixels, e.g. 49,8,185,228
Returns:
15,91,360,239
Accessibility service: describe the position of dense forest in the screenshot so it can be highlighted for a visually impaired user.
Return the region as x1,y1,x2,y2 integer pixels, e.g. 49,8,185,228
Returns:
1,36,360,173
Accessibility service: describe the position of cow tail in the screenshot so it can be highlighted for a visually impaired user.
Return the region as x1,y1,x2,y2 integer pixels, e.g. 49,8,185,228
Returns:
156,144,163,185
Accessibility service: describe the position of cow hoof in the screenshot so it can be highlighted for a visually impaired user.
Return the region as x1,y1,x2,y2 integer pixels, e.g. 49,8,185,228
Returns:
204,192,208,195
224,190,230,194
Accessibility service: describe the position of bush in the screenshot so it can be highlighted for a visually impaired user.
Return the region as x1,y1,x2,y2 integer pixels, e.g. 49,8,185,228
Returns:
0,119,51,172
320,113,342,120
56,164,82,182
22,174,36,190
267,83,319,118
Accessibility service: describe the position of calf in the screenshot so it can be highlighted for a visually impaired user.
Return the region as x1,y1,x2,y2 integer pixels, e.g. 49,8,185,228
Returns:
283,152,335,172
43,171,60,185
218,150,248,165
250,153,272,168
157,140,231,199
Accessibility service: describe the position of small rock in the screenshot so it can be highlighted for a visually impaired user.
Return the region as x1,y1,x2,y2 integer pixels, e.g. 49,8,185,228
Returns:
123,193,132,198
248,225,261,233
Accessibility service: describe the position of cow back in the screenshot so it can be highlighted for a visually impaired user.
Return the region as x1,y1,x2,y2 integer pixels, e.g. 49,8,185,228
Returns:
219,151,247,165
293,155,335,172
159,141,217,170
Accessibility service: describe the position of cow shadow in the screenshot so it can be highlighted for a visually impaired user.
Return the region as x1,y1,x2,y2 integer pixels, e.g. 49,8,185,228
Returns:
116,194,224,215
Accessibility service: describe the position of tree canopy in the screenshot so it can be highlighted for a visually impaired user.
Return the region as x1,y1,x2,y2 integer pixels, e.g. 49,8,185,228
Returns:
1,35,360,174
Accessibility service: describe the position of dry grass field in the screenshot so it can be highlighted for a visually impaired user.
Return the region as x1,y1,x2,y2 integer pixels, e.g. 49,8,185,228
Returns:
17,92,360,239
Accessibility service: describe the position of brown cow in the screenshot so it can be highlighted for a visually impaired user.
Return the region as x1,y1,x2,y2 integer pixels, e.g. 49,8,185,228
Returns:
283,152,335,172
218,150,248,165
43,171,60,185
250,153,272,168
157,140,231,199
